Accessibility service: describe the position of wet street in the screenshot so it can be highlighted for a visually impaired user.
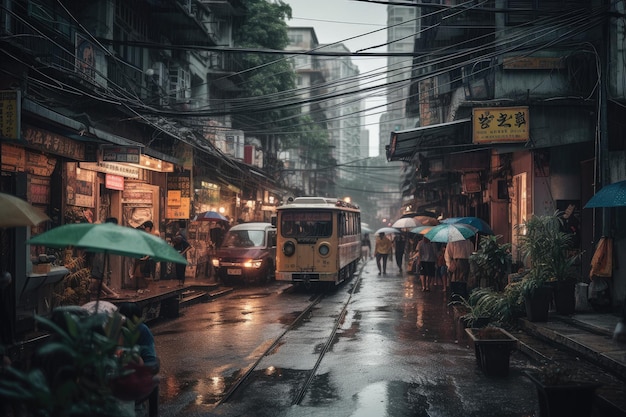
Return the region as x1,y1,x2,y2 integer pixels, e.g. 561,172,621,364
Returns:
153,259,542,417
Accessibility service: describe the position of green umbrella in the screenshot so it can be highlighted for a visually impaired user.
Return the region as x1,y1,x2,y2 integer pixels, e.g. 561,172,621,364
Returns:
27,222,187,265
424,223,478,243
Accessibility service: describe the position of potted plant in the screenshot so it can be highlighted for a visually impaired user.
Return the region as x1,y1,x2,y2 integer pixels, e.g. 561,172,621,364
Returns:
0,306,150,417
524,363,601,417
513,212,580,321
469,235,512,291
465,326,519,377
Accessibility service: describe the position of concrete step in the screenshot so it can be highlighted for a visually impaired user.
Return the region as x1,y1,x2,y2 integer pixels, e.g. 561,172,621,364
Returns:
517,316,626,417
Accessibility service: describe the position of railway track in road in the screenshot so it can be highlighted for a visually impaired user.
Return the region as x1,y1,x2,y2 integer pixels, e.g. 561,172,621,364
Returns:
216,262,365,407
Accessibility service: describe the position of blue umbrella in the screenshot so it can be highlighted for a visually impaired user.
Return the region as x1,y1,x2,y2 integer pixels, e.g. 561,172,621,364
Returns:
442,217,494,235
584,180,626,208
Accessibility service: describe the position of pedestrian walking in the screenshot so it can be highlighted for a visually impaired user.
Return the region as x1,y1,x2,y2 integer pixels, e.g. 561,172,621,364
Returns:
436,244,448,291
361,233,372,261
172,234,191,286
394,234,406,272
89,217,120,299
444,238,474,284
416,236,437,291
374,232,392,275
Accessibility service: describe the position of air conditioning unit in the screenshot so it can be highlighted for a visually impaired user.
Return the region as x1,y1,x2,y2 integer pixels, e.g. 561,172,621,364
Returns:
169,65,191,102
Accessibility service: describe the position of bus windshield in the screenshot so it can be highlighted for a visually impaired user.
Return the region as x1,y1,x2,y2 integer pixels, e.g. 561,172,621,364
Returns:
280,211,332,238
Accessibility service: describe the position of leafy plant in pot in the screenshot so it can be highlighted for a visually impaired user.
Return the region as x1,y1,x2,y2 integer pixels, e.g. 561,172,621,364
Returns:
513,212,581,321
0,306,152,417
469,234,512,292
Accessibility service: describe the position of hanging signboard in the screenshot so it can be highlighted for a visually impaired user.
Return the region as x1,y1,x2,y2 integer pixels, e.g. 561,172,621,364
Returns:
0,90,20,140
101,145,141,163
472,106,529,144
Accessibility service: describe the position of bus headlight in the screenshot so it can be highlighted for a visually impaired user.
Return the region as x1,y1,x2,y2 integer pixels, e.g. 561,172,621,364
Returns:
318,243,330,257
243,259,263,269
211,258,220,268
283,241,296,256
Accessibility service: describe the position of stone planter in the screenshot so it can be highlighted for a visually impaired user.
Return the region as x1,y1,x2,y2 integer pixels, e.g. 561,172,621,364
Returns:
524,371,601,417
465,327,519,377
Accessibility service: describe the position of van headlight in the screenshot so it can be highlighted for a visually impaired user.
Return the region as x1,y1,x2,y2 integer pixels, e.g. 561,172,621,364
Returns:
243,259,263,269
211,258,220,268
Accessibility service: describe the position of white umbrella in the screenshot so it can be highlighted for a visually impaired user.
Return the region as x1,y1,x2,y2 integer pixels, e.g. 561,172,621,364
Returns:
392,217,418,229
375,227,401,235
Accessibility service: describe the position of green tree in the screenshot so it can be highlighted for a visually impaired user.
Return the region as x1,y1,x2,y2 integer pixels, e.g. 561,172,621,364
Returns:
233,0,327,190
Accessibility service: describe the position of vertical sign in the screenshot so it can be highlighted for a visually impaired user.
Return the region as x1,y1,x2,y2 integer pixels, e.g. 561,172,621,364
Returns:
0,90,20,139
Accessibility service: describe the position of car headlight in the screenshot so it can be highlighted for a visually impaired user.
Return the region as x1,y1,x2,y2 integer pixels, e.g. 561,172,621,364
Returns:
243,259,263,269
283,241,296,256
318,243,330,257
211,258,220,267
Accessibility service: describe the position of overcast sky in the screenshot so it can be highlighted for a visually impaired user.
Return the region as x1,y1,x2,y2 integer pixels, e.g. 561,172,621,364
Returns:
283,0,389,156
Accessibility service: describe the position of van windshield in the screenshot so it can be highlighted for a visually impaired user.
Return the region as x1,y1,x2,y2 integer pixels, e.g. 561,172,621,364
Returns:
223,230,266,248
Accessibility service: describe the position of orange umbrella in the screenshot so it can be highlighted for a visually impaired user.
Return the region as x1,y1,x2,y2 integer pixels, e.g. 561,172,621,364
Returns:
414,216,439,226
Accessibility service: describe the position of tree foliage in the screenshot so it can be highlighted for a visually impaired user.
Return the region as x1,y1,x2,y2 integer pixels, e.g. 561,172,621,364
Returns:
232,0,327,169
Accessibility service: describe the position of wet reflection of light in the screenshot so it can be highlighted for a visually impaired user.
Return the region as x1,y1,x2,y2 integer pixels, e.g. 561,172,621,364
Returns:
349,381,388,417
416,296,424,328
265,366,276,376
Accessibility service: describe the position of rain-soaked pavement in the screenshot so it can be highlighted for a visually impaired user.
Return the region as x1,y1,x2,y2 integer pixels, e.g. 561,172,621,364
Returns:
153,260,543,417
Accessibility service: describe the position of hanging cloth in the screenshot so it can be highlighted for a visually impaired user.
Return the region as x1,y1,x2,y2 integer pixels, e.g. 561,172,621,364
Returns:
589,237,613,279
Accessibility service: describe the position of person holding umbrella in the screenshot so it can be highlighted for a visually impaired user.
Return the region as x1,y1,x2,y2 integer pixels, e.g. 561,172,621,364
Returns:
416,236,437,291
374,232,393,276
445,238,475,284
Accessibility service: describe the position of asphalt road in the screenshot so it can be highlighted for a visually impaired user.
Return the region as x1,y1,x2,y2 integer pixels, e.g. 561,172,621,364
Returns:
151,259,545,417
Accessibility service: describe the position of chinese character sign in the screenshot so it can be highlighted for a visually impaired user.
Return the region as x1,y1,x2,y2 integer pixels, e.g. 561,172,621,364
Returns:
0,90,21,140
472,106,529,144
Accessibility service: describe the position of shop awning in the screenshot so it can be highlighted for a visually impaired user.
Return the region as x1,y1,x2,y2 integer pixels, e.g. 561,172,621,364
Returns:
386,118,472,162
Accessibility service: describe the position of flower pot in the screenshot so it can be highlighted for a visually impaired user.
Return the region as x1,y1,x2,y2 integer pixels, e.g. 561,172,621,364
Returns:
465,327,519,377
524,371,601,417
449,281,468,302
524,285,553,322
554,280,576,315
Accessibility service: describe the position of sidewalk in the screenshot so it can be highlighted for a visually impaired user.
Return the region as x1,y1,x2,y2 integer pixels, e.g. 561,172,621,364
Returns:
516,308,626,416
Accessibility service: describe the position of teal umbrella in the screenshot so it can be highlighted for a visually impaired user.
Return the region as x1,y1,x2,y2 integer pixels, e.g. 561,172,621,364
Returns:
424,223,478,243
442,217,494,235
27,222,187,265
584,180,626,208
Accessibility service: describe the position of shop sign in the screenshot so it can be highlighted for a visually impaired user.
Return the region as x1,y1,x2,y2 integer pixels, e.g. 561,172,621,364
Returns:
167,190,182,206
166,197,190,219
167,172,191,198
0,90,20,140
105,173,124,190
66,162,96,208
261,205,276,212
101,145,141,163
472,106,529,144
23,125,85,160
80,161,140,179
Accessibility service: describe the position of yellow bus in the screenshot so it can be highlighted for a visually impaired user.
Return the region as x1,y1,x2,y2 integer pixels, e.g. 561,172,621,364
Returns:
275,197,361,288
